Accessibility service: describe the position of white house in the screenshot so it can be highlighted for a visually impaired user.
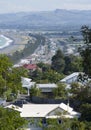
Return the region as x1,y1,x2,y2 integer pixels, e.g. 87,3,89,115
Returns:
21,77,35,95
36,83,57,93
20,103,81,119
5,102,81,130
21,77,57,94
60,72,91,90
5,104,22,112
5,103,81,119
21,77,35,88
60,72,80,84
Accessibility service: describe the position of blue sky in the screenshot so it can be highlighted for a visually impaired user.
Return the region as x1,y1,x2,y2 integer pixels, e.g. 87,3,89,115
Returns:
0,0,91,13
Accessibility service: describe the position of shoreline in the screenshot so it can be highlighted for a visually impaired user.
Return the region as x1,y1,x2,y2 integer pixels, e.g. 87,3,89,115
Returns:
0,31,30,54
0,35,13,49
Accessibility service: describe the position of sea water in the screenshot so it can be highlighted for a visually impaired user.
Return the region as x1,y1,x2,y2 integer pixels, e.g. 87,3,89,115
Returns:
0,35,13,49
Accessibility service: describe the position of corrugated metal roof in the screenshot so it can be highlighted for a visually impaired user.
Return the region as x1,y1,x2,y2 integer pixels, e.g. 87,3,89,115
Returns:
20,103,80,118
36,84,57,88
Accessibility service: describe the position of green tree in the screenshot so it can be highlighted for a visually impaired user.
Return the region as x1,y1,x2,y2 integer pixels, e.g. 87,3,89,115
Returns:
80,26,91,77
0,107,27,130
29,69,43,83
70,82,82,98
42,70,64,83
30,85,41,98
53,83,67,99
51,49,65,73
0,54,12,97
30,67,64,83
0,54,12,76
70,82,91,102
0,54,28,99
80,103,91,121
64,55,83,74
37,62,51,72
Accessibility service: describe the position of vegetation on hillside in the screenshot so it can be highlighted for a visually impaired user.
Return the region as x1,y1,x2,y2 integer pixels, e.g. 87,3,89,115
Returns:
0,54,28,101
0,107,27,130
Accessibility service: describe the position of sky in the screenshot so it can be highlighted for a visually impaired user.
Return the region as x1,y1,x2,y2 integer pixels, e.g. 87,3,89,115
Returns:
0,0,91,14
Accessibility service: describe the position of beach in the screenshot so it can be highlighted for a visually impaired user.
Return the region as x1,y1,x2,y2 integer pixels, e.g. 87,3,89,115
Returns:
0,35,13,49
0,30,30,54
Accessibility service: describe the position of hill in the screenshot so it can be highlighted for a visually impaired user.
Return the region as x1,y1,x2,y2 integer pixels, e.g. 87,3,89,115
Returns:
0,9,91,30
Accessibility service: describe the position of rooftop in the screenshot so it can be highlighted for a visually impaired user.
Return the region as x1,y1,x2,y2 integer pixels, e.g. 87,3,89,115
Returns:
60,72,80,83
36,83,57,89
20,103,81,118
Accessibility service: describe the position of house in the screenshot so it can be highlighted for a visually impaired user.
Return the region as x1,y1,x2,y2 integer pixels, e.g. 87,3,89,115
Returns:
5,104,22,112
5,103,81,119
20,103,81,119
5,103,81,130
60,72,91,90
21,77,35,95
36,83,57,93
60,72,80,84
21,77,57,94
23,64,37,71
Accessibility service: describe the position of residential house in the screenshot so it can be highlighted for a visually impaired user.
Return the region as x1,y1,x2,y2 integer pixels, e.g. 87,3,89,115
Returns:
60,72,91,90
23,64,38,72
60,72,80,84
20,103,81,119
21,77,35,95
5,103,81,130
5,104,22,112
21,77,57,94
36,83,57,93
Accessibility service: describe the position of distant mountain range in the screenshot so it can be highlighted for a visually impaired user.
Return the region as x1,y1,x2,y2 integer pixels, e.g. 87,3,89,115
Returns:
0,9,91,30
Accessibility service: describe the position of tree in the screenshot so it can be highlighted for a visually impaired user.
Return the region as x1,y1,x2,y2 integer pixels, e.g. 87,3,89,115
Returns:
0,54,13,97
30,85,41,98
80,26,91,77
0,54,12,76
80,103,91,121
70,82,91,102
51,49,65,73
64,55,83,74
0,54,28,99
70,82,82,98
0,107,27,130
42,70,64,83
37,62,51,72
53,83,67,99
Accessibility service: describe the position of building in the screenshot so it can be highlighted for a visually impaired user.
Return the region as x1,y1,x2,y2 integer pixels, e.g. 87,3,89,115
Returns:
5,104,22,112
20,103,81,119
5,103,81,130
60,72,91,90
36,83,57,93
22,103,80,129
21,77,35,95
21,77,57,94
23,64,37,71
60,72,80,84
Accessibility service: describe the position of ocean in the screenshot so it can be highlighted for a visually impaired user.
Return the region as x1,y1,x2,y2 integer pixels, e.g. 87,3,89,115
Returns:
0,35,13,49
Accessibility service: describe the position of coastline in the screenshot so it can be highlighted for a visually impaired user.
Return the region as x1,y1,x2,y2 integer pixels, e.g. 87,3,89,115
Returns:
0,35,13,49
0,31,30,54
